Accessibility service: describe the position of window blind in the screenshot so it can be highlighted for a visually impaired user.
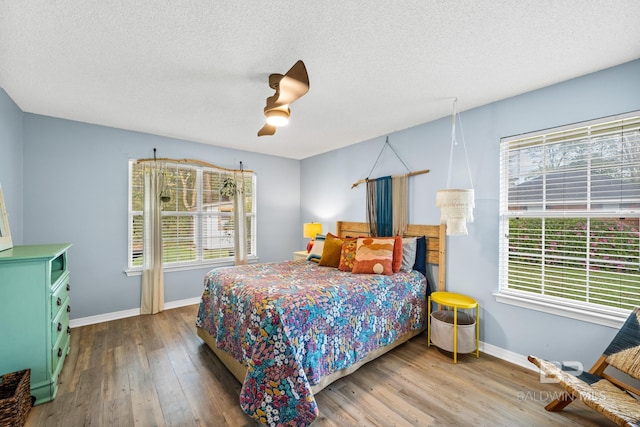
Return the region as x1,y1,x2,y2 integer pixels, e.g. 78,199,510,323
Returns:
128,160,256,269
499,112,640,313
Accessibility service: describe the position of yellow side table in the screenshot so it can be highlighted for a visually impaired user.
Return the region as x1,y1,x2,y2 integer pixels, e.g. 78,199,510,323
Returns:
428,291,479,363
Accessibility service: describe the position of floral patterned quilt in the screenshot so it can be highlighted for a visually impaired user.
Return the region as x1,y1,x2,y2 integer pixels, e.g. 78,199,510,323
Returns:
196,260,427,426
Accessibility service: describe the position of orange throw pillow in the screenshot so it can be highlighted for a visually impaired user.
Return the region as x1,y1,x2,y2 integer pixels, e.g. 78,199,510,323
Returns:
392,235,402,273
351,237,395,275
338,238,358,272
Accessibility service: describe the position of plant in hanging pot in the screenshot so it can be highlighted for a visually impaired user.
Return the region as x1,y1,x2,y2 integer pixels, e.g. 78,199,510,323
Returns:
220,176,236,198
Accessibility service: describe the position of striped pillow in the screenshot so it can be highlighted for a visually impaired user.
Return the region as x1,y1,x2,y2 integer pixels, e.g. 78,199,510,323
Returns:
306,234,326,262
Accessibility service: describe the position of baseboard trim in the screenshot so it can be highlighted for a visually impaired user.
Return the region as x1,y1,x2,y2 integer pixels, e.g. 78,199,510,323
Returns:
480,341,536,372
69,297,201,328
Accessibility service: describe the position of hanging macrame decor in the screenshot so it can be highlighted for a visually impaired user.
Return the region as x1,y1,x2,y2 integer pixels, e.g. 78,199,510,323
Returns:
351,137,430,237
436,98,475,236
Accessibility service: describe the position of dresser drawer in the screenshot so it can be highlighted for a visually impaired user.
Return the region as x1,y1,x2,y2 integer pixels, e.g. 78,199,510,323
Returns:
51,299,70,352
51,275,70,317
51,324,70,380
0,244,72,405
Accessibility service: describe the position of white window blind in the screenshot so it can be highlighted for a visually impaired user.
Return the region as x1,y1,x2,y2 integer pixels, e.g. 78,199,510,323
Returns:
128,160,256,270
499,112,640,316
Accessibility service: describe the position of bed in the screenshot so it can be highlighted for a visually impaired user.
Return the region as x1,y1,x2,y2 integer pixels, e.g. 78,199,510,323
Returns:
196,221,446,426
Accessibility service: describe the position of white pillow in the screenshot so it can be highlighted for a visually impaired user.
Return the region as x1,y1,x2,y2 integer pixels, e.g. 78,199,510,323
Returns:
400,237,417,272
306,234,326,261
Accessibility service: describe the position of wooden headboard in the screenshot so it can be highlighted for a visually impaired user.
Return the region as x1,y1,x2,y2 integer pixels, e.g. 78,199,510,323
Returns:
335,221,446,292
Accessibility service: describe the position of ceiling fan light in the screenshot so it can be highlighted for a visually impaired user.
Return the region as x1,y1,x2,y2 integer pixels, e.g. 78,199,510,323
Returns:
265,109,290,127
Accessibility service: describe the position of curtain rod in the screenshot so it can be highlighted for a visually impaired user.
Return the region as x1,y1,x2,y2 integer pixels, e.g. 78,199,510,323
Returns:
136,157,253,173
351,169,430,189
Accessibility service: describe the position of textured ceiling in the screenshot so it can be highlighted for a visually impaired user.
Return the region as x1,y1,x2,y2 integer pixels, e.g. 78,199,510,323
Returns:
1,1,639,159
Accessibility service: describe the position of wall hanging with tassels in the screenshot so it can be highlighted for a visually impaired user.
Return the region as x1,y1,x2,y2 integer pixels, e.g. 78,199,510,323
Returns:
353,137,429,237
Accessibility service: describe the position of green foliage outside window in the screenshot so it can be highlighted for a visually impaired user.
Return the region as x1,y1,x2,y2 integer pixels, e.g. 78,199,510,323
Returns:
507,217,640,309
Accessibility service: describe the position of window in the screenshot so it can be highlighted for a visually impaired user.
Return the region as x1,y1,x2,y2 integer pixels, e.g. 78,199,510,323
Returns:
128,160,256,271
498,112,640,324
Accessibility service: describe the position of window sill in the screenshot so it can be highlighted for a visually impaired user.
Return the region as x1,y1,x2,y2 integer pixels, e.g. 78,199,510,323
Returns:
124,256,259,277
494,290,628,329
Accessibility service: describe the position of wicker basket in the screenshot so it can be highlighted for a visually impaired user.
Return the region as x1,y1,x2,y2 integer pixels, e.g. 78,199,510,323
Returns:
0,369,31,427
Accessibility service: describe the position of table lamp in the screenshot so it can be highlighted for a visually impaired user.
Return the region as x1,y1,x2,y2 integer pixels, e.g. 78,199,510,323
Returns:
303,222,323,252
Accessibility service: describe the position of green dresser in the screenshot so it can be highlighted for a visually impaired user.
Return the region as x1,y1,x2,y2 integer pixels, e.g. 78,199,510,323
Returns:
0,244,72,405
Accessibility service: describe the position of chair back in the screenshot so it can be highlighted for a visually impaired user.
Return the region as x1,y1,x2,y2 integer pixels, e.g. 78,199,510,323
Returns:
603,307,640,381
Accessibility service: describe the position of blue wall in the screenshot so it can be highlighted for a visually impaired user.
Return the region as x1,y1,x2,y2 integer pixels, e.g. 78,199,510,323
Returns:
0,89,24,243
1,108,300,319
2,60,639,365
301,60,640,367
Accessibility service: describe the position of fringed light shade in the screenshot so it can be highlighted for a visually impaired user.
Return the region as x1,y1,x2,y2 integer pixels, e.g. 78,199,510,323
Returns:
436,189,474,235
437,98,475,236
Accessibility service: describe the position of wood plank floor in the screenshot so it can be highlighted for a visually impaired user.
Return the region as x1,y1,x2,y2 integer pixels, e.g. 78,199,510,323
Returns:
26,305,615,426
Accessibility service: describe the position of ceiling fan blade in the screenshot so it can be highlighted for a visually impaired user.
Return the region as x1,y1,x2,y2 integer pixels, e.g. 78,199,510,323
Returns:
284,60,309,86
259,60,309,135
276,60,309,105
257,123,276,137
285,60,309,87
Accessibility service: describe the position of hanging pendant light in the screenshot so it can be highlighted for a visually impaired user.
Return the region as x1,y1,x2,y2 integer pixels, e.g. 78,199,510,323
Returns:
436,188,474,235
436,98,475,236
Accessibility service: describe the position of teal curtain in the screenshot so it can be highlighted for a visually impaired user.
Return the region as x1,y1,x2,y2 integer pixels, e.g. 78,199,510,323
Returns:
375,176,393,237
366,176,396,237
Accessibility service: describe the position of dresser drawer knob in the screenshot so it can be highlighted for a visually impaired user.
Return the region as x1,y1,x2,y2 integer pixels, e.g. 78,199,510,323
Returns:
56,297,62,306
67,305,71,313
57,348,63,358
67,326,71,334
57,322,62,332
67,283,70,291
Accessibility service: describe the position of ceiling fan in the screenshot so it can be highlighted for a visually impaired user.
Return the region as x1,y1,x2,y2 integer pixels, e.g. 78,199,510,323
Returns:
257,60,309,137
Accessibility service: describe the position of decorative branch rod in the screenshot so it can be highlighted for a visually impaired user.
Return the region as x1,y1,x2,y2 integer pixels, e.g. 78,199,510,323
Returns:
351,168,430,189
136,157,253,173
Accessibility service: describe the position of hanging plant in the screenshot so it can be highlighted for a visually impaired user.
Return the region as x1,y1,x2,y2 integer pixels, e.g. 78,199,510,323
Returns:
220,176,236,198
